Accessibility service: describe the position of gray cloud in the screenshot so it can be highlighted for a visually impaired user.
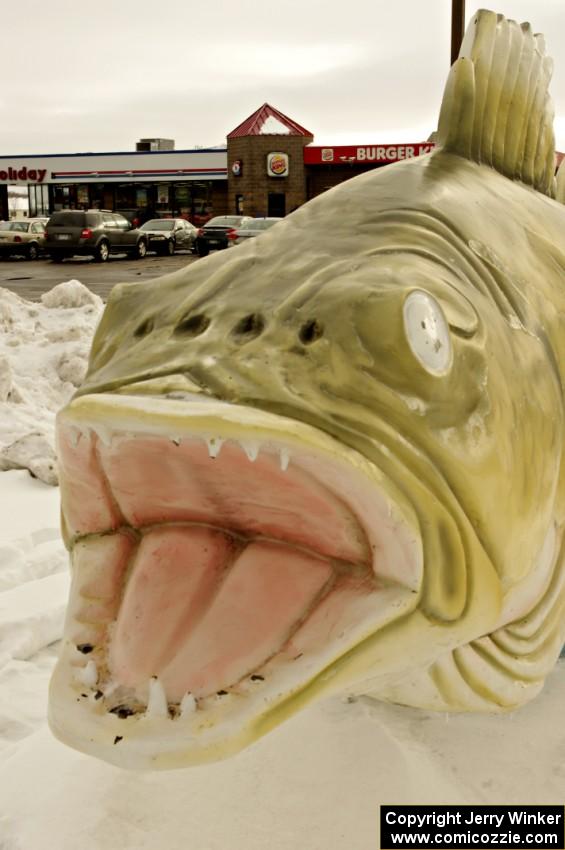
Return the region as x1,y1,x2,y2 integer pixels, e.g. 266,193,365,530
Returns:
2,0,565,153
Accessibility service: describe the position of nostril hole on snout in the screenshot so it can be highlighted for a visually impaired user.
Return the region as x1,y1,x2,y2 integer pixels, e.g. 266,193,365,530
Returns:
134,317,154,337
232,313,265,339
299,319,324,345
174,313,210,337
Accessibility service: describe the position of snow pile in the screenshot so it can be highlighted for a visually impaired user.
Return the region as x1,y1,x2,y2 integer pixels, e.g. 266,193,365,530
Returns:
0,471,67,761
0,281,102,485
40,279,101,310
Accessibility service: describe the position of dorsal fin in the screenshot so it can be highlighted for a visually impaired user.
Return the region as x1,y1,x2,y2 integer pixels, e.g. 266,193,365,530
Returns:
437,9,556,197
556,158,565,204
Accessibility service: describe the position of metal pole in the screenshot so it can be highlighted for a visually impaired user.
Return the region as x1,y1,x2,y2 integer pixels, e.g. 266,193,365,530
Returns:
451,0,466,65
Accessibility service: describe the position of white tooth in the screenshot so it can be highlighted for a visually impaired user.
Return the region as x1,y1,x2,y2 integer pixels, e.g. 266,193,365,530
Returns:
147,677,169,717
206,437,223,459
102,681,119,699
279,447,290,471
76,660,98,688
171,437,181,446
68,427,82,448
95,424,112,447
180,692,197,717
241,440,259,462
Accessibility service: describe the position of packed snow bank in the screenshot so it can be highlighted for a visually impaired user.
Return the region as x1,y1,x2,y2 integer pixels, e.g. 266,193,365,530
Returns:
0,469,67,773
1,665,565,850
0,572,68,666
0,469,60,542
0,471,67,667
0,647,58,756
0,281,102,484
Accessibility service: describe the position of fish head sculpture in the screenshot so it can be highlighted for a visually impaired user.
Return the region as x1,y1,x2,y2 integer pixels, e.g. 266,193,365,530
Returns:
49,9,565,768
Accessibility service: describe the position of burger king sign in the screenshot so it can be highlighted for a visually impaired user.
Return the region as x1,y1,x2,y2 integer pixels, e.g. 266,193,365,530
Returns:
267,152,289,177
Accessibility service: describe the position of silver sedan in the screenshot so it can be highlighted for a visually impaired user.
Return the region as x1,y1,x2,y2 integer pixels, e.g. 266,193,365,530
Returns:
228,217,283,247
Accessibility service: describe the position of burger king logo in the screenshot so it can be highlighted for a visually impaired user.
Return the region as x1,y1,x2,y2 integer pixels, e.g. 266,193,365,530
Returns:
267,152,289,177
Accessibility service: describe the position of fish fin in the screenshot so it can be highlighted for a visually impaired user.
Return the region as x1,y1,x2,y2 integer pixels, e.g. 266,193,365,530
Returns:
437,9,556,197
376,526,565,712
374,632,556,713
555,158,565,204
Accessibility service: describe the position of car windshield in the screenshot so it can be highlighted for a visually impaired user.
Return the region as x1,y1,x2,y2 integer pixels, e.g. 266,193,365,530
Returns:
140,220,173,230
0,221,29,232
204,216,244,228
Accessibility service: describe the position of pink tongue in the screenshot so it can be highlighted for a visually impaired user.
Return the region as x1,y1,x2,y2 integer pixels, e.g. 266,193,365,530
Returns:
109,527,333,700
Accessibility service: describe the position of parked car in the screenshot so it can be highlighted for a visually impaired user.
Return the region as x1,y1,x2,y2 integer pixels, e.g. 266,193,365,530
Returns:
196,215,253,256
227,217,283,247
0,218,49,260
44,211,148,262
139,218,198,255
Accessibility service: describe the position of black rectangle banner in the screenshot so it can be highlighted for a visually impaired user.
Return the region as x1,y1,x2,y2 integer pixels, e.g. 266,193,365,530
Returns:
380,805,565,849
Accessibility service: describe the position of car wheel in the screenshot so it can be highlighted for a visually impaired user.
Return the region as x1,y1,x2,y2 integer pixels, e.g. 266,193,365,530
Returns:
95,240,110,263
51,251,65,263
166,239,175,256
27,243,39,261
134,239,147,260
196,240,209,257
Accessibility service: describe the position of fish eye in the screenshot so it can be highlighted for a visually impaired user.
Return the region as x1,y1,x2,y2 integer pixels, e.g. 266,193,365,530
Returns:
403,290,452,376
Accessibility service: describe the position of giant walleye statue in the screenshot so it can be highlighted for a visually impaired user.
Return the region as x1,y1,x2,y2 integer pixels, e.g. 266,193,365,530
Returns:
50,10,565,769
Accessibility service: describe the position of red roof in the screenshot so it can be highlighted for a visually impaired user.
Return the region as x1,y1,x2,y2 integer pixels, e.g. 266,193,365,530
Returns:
228,103,313,139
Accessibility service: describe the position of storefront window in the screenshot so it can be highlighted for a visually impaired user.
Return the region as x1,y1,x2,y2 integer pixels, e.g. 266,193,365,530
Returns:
115,183,152,221
28,184,49,217
174,184,190,219
52,184,78,211
77,185,90,208
156,184,171,215
45,179,219,221
190,182,214,225
115,183,141,213
135,188,147,208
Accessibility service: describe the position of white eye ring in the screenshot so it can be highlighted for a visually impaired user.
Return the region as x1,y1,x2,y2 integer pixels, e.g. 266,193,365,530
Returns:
403,291,452,376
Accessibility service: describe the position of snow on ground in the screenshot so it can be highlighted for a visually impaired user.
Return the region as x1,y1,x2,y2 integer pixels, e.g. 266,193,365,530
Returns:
0,283,564,848
0,281,103,484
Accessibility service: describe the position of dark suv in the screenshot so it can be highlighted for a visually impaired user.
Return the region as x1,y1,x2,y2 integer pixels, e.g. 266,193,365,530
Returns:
44,211,148,262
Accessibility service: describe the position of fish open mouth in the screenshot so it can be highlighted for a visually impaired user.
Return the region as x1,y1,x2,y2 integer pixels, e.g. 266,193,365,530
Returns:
49,393,422,768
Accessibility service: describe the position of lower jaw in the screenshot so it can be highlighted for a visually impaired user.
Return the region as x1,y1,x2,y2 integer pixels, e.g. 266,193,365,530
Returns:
49,392,422,769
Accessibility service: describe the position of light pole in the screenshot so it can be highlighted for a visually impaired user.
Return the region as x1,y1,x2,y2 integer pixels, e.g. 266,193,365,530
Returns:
451,0,466,65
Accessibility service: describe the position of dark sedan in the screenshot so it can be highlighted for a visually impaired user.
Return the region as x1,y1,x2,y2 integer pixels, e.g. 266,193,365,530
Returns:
196,215,253,256
139,218,198,256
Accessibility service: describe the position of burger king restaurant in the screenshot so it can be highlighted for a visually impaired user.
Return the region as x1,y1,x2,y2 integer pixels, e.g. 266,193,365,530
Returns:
0,104,434,223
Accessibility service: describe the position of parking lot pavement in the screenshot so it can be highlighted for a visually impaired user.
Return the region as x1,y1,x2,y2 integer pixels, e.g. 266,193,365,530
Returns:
0,252,199,302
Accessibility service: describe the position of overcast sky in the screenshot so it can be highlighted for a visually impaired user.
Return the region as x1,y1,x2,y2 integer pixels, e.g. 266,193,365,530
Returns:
3,0,565,154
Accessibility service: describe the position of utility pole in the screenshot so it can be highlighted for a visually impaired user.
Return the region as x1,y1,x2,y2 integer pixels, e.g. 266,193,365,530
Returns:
451,0,466,65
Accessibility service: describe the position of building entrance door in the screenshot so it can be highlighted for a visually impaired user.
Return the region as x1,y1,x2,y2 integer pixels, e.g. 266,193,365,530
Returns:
268,192,286,217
